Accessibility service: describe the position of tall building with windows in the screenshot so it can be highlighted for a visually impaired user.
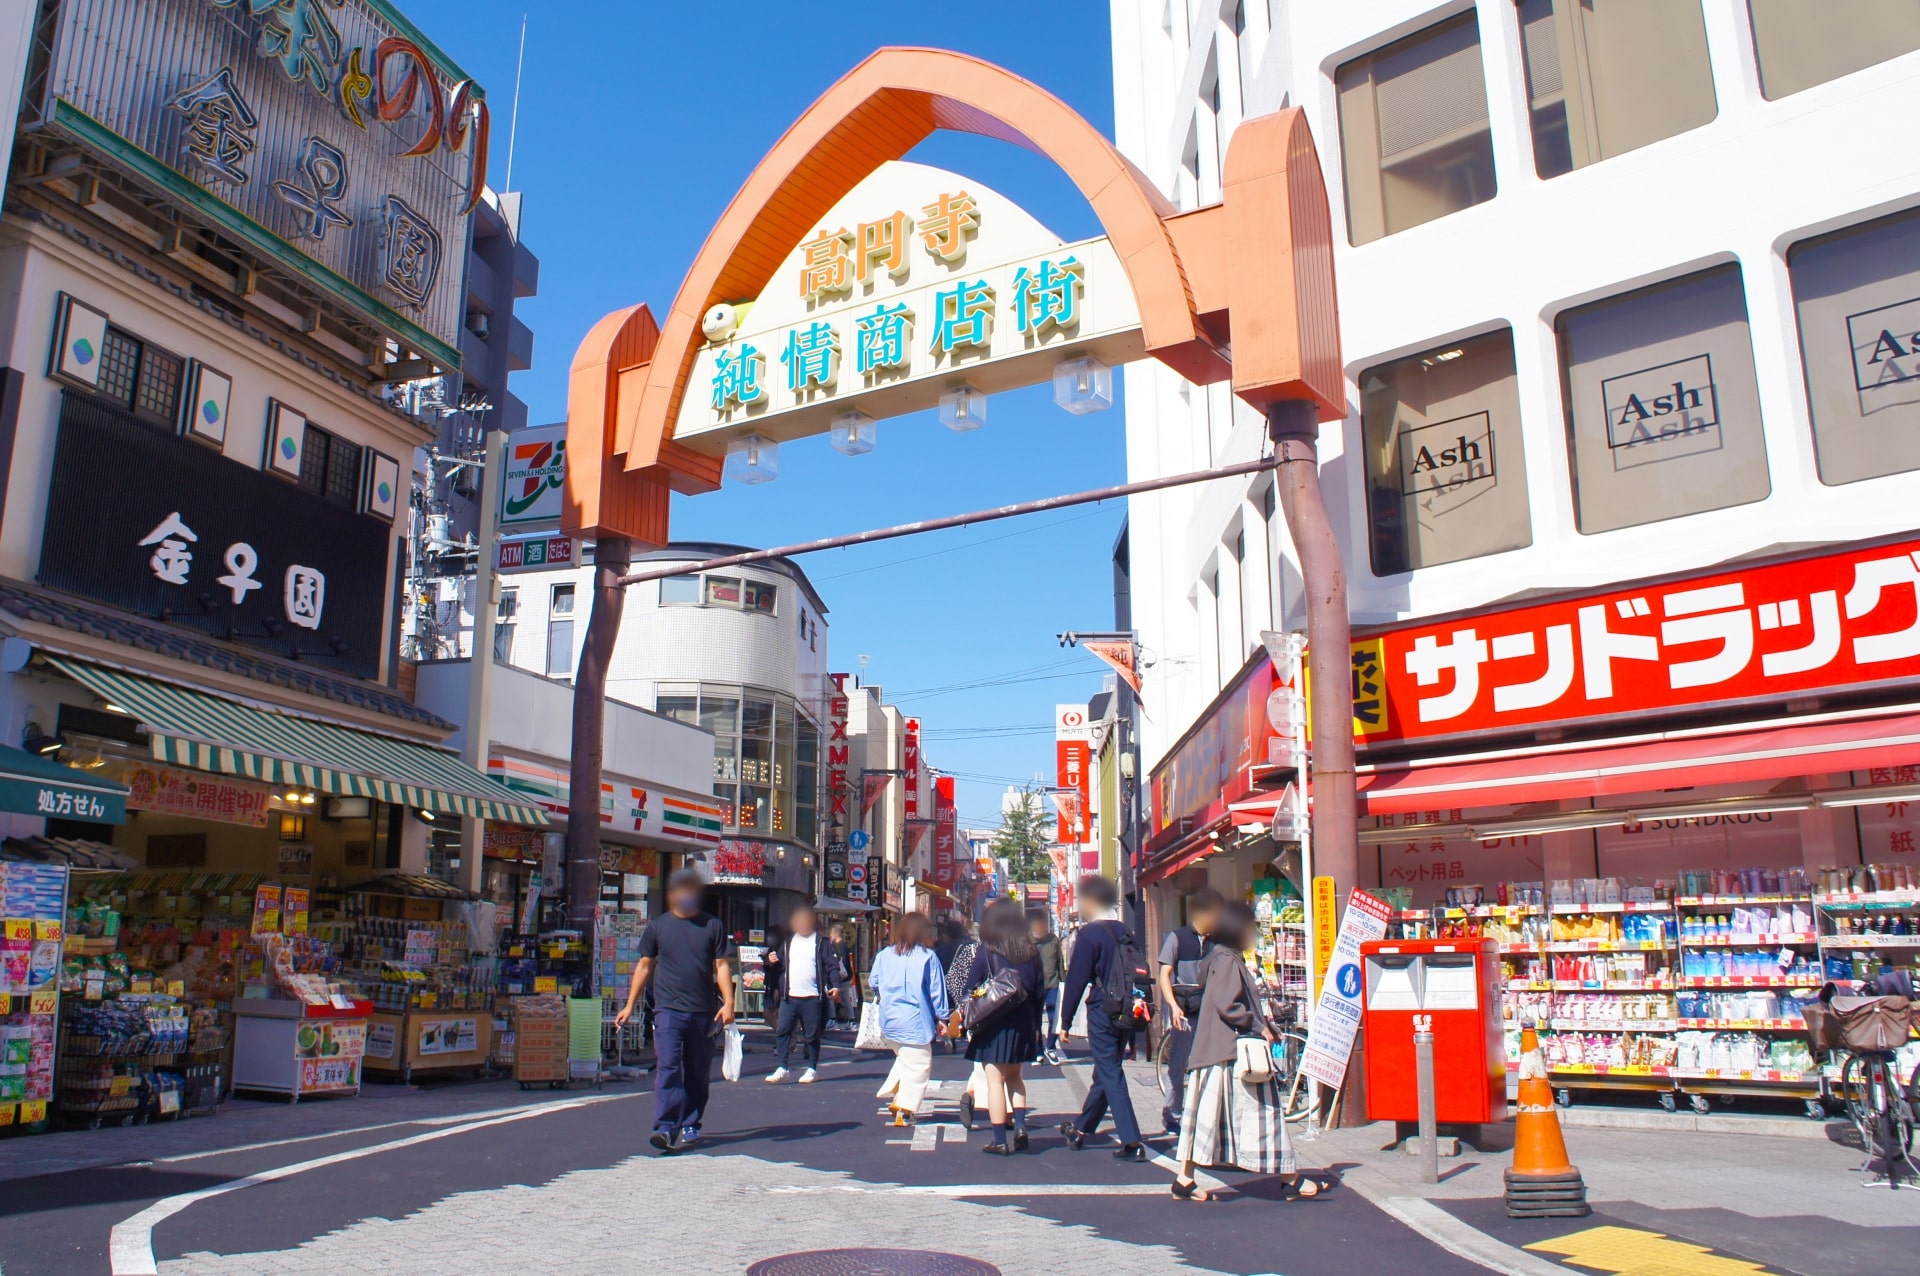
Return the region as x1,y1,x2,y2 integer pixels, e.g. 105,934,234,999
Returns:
1113,3,1920,999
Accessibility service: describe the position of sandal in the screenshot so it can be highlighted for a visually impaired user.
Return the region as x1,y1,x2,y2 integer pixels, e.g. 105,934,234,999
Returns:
1171,1177,1213,1203
1284,1174,1321,1199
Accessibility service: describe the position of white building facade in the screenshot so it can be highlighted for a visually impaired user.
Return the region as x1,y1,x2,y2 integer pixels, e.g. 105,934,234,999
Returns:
1113,1,1920,1108
495,544,831,934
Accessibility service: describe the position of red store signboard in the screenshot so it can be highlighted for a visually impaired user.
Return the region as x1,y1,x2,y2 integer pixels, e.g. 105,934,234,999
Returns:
1146,655,1284,860
903,718,922,819
1351,534,1920,749
933,776,958,891
827,673,851,832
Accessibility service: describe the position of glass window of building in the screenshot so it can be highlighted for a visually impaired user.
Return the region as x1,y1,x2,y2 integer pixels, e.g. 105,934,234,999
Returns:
656,685,819,839
1787,206,1920,485
1336,12,1495,245
1556,264,1770,534
655,687,699,725
660,574,699,604
706,576,743,607
744,580,777,614
95,328,142,407
794,717,819,847
1748,0,1920,99
1517,0,1716,180
493,588,518,665
546,584,575,677
1360,328,1532,574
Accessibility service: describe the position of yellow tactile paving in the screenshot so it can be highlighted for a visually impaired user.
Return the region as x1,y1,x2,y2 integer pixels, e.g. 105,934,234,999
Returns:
1525,1225,1773,1276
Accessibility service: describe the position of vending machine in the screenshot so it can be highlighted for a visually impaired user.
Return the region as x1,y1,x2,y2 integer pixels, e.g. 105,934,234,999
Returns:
1360,937,1507,1125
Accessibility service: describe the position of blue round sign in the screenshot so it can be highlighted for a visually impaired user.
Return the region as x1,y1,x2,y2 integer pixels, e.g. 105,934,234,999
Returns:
1335,962,1361,999
848,830,870,850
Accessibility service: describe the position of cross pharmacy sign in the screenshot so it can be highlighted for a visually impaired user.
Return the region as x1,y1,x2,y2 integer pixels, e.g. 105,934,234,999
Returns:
673,161,1143,454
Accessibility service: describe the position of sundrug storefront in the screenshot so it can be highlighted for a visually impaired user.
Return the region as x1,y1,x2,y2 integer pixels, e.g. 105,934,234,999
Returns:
1351,536,1920,1111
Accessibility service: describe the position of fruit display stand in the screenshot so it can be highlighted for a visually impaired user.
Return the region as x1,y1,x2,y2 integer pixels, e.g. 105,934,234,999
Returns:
231,997,370,1101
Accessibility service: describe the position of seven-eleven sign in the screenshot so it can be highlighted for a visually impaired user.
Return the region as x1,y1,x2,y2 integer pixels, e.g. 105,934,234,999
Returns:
499,424,568,528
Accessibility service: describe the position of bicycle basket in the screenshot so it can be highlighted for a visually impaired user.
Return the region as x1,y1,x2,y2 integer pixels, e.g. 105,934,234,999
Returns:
1800,1002,1837,1055
1831,995,1913,1053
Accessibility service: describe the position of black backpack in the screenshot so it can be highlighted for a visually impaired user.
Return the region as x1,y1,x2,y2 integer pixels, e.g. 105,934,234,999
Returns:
1098,922,1150,1034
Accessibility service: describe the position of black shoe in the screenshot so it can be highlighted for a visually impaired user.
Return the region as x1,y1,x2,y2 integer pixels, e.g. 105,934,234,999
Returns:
960,1094,976,1131
1013,1127,1031,1153
981,1141,1014,1156
1060,1123,1086,1151
649,1130,678,1154
1114,1142,1147,1162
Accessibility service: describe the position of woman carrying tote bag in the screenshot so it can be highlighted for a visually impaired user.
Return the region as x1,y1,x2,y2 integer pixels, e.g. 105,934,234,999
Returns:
1171,902,1318,1202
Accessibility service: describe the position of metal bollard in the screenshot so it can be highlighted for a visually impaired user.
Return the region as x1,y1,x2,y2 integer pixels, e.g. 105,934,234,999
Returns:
1414,1028,1438,1185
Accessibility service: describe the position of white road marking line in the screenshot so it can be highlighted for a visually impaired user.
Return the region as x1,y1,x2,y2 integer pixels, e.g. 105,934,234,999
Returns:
766,1183,1180,1197
152,1098,601,1164
107,1093,632,1275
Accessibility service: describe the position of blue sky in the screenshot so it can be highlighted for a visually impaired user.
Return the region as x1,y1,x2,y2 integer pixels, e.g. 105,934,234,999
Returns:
404,2,1131,829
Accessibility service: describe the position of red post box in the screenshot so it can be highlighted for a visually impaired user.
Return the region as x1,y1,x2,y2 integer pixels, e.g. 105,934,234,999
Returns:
1360,937,1507,1125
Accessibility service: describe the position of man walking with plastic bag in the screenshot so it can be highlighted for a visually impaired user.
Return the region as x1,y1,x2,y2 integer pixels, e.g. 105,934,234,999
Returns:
616,869,734,1153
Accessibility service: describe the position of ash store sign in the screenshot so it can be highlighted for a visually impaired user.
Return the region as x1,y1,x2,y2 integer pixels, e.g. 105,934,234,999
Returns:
39,394,389,678
1601,355,1721,469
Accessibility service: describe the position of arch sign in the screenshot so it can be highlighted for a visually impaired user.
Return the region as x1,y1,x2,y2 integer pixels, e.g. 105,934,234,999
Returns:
554,48,1359,967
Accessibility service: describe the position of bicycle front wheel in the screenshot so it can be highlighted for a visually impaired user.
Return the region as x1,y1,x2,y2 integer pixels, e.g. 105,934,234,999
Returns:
1277,1032,1313,1123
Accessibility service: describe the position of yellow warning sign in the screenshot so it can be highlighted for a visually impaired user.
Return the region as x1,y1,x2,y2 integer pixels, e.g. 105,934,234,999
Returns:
1527,1225,1771,1275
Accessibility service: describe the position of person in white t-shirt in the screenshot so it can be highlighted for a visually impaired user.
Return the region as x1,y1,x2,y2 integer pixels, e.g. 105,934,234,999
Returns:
766,904,844,1084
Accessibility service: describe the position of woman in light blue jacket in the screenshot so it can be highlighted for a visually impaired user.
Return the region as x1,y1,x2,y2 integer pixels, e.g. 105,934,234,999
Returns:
869,913,951,1126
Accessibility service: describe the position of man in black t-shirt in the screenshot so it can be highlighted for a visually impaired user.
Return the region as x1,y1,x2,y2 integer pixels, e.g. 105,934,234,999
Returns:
1154,888,1222,1135
617,869,734,1153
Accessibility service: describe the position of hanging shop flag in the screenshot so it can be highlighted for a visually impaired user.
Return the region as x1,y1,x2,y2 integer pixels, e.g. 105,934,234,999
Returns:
1051,790,1083,837
1055,704,1092,844
933,776,958,891
1298,888,1394,1092
860,770,892,818
1082,639,1143,699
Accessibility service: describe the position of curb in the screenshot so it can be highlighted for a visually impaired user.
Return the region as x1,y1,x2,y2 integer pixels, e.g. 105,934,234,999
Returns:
1557,1106,1841,1141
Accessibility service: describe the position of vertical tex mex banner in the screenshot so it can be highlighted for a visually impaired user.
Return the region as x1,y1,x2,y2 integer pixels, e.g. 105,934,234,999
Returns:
1298,887,1393,1091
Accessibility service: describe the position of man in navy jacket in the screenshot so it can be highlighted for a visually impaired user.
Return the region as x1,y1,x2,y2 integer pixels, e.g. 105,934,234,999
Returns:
1057,875,1147,1160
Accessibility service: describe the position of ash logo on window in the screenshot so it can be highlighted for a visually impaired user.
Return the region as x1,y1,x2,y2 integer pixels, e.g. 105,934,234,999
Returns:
1601,354,1722,470
1398,411,1496,521
1847,295,1920,415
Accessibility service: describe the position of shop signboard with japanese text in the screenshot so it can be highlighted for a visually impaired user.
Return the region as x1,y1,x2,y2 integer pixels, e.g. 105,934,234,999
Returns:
1351,534,1920,748
1299,888,1393,1091
40,394,389,679
932,775,958,893
124,764,272,828
1055,705,1091,845
498,425,567,530
34,0,483,366
1145,654,1283,861
673,161,1142,454
902,716,921,821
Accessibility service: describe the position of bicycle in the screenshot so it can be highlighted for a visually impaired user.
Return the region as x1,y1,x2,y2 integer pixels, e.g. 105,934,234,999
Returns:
1153,1018,1314,1124
1833,1048,1920,1189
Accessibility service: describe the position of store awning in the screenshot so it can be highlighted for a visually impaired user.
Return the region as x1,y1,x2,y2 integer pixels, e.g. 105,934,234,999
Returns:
0,744,127,823
47,658,548,826
814,895,878,914
1357,710,1920,815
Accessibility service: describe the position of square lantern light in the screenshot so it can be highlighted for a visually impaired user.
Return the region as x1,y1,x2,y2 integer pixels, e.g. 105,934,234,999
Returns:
725,433,780,484
939,384,985,432
1053,355,1114,415
830,410,876,455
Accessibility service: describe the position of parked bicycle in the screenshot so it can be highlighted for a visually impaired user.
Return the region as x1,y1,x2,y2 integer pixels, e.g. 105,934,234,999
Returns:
1807,972,1920,1190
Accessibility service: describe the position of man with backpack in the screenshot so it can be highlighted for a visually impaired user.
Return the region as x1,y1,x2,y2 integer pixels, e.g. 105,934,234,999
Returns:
1057,875,1149,1161
1155,888,1223,1136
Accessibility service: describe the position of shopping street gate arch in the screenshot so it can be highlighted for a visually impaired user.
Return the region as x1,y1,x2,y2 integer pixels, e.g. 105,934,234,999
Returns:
556,48,1356,968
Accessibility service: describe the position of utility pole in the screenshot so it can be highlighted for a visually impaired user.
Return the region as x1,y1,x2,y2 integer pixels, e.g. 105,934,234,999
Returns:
458,430,506,895
566,536,629,928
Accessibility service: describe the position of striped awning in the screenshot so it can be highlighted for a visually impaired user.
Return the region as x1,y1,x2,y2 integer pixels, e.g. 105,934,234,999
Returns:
48,658,548,826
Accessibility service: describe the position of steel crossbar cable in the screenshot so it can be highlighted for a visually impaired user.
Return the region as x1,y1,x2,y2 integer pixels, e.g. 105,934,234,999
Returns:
613,454,1281,587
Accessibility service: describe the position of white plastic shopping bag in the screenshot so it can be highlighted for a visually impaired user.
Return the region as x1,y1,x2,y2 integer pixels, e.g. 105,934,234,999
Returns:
856,1001,887,1051
721,1023,745,1082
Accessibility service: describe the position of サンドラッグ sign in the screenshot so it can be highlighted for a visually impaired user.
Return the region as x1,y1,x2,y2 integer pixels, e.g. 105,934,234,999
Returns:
673,161,1142,452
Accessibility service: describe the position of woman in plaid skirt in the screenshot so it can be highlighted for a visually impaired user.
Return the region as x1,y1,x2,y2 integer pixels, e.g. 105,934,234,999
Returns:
1171,903,1319,1203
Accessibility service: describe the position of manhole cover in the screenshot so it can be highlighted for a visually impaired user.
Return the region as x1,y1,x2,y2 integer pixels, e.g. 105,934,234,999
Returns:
747,1250,1001,1276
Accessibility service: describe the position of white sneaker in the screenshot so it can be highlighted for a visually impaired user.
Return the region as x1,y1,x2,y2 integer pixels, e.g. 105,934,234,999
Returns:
797,1068,817,1084
766,1068,789,1083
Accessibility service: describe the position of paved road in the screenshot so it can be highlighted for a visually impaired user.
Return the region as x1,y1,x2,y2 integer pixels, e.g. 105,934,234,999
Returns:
1,1031,1490,1276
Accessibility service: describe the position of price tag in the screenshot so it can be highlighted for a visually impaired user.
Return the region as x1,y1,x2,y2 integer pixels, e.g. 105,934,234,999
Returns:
0,1104,14,1126
2,920,29,941
533,976,557,994
33,920,62,942
20,1100,45,1123
167,980,185,998
29,989,57,1015
109,1076,132,1097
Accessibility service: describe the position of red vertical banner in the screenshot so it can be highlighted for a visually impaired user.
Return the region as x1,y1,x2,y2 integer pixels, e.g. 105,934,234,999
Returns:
933,775,957,892
827,674,851,835
903,719,921,820
1055,704,1091,844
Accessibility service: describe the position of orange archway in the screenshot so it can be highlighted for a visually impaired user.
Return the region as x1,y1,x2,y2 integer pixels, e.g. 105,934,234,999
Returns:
563,47,1341,542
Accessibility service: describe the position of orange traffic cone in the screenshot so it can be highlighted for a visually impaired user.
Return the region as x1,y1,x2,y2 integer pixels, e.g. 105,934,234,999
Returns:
1505,1025,1590,1218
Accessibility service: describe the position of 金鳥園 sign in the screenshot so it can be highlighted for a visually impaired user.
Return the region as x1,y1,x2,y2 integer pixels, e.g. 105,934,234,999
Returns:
35,0,486,367
672,161,1142,454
